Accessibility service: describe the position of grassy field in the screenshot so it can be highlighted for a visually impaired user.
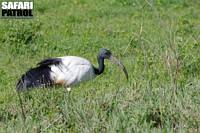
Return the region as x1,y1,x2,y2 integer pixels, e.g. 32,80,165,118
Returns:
0,0,200,132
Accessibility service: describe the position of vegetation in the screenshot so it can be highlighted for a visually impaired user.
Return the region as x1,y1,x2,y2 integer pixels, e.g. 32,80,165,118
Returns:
0,0,200,132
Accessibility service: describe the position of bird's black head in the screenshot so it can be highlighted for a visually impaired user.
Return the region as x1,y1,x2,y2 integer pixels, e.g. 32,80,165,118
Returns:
99,48,112,59
98,48,129,80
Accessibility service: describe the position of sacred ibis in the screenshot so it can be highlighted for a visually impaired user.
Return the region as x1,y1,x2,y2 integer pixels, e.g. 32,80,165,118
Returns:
16,48,128,92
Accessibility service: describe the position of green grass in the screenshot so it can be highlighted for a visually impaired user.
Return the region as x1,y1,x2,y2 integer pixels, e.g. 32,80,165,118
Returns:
0,0,200,132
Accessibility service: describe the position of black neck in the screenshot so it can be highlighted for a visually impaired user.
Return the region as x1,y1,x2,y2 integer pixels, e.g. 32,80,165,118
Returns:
93,55,105,75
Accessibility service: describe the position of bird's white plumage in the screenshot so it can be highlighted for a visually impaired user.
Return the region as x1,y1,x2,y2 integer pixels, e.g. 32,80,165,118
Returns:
49,56,96,87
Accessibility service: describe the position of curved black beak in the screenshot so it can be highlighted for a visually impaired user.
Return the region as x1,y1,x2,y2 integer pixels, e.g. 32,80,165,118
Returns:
109,55,129,80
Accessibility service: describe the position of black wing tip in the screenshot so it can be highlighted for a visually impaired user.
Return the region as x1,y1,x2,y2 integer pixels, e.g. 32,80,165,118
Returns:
16,66,54,92
16,75,26,92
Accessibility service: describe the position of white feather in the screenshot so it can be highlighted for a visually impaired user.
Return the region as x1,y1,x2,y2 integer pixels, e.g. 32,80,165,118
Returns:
49,56,96,87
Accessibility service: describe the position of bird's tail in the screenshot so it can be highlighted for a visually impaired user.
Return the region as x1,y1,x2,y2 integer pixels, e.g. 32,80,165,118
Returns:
16,66,53,92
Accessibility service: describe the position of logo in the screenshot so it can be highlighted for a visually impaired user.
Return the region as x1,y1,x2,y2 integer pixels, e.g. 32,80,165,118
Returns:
1,1,33,19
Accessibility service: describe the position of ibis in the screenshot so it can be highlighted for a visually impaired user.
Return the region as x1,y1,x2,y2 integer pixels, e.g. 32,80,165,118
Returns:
16,48,128,92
